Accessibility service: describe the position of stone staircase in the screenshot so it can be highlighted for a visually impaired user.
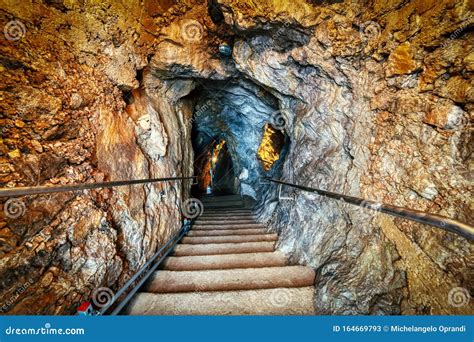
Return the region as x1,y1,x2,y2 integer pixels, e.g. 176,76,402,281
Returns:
126,195,316,315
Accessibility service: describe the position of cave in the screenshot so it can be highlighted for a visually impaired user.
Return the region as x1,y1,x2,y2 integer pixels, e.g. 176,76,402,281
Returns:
0,0,472,317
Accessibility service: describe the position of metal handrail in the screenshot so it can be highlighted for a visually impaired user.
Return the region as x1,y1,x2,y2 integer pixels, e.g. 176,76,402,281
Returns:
0,176,196,198
0,176,197,314
265,178,474,241
100,220,192,315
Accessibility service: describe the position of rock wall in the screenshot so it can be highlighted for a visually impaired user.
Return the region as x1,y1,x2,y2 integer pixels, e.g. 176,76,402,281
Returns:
216,0,472,314
137,0,473,314
0,0,472,315
0,0,195,314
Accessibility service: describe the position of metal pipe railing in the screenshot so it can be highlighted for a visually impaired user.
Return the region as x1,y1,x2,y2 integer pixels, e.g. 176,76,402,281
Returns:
100,220,192,315
0,176,196,198
265,178,474,241
0,176,197,314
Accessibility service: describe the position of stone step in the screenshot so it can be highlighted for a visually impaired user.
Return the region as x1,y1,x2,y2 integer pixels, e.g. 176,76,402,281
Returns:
200,197,243,203
199,196,242,203
187,228,267,236
173,241,275,256
198,212,254,216
200,195,242,200
194,220,257,225
145,266,315,293
201,199,245,209
181,234,277,245
203,204,245,209
200,210,253,214
200,213,250,217
162,252,287,271
198,215,255,220
202,209,252,213
193,223,266,230
196,215,255,219
126,287,316,315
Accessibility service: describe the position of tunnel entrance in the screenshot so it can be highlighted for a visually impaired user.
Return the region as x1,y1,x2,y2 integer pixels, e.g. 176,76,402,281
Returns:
187,79,289,200
192,137,236,195
210,140,236,194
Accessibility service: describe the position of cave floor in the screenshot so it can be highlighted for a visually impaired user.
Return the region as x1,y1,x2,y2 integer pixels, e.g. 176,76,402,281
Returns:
125,196,316,315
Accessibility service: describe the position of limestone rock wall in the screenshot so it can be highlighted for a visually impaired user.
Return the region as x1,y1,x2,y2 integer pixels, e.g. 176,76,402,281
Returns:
216,0,472,314
0,0,472,316
0,0,195,314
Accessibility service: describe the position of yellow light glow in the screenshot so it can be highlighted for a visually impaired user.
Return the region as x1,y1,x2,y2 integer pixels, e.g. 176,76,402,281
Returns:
257,124,284,171
211,140,225,166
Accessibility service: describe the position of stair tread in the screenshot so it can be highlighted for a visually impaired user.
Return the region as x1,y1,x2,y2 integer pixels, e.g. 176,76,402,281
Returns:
145,266,315,293
203,208,251,211
127,287,315,315
187,228,267,236
125,197,315,316
162,251,287,271
181,234,277,244
198,216,255,220
195,220,257,225
200,211,253,214
193,223,266,230
173,241,275,256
